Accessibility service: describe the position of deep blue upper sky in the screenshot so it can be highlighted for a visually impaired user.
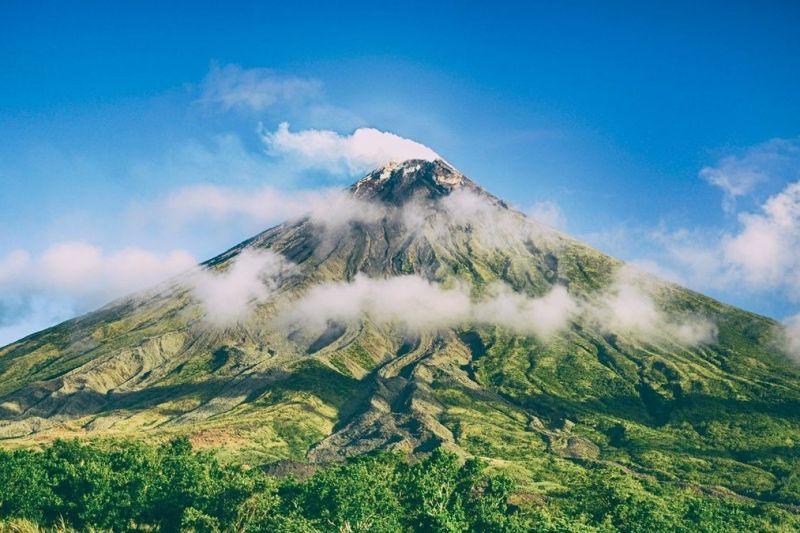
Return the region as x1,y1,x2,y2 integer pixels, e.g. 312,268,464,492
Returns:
1,1,800,342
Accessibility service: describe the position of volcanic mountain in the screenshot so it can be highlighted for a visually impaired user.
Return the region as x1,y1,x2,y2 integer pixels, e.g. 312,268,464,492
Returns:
1,160,799,504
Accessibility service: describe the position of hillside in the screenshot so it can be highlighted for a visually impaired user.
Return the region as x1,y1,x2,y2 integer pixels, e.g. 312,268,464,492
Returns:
1,159,799,509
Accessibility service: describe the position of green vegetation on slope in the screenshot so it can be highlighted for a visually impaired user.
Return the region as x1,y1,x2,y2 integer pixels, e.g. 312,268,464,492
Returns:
1,438,797,532
1,161,799,531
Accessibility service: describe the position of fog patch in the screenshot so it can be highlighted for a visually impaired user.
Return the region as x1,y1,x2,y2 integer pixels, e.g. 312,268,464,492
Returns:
187,250,293,326
589,266,718,346
282,274,470,334
282,274,577,338
438,189,560,249
473,284,576,339
307,190,386,231
783,314,800,362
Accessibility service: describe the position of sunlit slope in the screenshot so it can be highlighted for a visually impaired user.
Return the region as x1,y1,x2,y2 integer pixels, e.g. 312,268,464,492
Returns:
1,160,798,505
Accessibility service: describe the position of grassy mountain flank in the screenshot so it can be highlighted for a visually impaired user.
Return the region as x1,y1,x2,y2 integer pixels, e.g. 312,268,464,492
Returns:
1,159,799,521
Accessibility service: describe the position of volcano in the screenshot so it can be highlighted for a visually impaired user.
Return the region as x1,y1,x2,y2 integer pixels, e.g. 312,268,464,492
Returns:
1,159,798,504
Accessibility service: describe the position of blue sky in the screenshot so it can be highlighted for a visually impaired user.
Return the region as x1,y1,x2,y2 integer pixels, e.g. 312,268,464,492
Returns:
2,0,800,344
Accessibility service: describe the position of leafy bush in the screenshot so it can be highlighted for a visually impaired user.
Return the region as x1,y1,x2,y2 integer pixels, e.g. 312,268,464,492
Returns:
0,439,796,532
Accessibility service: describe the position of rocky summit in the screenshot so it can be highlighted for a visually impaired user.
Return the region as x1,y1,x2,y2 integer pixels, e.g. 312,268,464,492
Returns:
1,159,799,506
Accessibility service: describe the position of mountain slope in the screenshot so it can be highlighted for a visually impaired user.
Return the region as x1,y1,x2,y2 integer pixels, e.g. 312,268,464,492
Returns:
1,160,799,505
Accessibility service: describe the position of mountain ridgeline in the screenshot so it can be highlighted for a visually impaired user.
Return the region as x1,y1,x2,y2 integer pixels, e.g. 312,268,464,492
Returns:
1,159,799,510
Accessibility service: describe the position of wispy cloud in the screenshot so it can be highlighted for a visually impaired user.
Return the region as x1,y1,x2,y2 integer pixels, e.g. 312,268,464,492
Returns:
198,63,322,112
282,274,472,334
588,265,718,346
260,122,440,174
281,267,715,347
122,179,722,350
651,179,800,299
438,189,559,249
527,200,566,230
784,314,800,362
0,244,196,345
281,274,577,338
700,137,800,212
625,258,685,285
163,183,385,232
0,250,29,284
722,181,800,294
473,284,577,338
186,249,292,326
586,137,800,325
0,243,196,303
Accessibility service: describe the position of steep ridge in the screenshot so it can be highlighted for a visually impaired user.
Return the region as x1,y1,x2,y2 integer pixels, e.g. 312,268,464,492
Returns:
1,159,799,504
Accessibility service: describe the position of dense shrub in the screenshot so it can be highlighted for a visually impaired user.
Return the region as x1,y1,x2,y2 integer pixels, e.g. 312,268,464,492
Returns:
0,439,796,532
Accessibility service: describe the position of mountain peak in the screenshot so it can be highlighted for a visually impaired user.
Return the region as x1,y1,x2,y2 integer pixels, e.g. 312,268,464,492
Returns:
351,159,482,204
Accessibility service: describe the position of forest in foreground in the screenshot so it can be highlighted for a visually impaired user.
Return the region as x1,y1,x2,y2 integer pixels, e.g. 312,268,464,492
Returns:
0,438,797,532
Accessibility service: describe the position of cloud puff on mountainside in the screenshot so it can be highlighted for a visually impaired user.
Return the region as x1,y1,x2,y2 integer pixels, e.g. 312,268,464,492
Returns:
1,176,721,350
279,269,714,346
187,249,293,326
281,274,577,339
438,189,557,249
472,284,577,338
784,314,800,362
283,275,472,333
527,201,566,230
176,191,716,347
589,266,718,346
261,122,440,174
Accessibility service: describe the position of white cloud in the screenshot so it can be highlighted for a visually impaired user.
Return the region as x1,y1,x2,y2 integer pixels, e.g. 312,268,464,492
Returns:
527,201,566,230
162,180,562,256
199,63,321,112
438,189,560,250
700,137,800,212
784,314,800,362
164,183,385,232
261,122,440,174
0,244,197,346
0,250,30,283
672,320,720,346
165,184,315,225
625,259,685,285
651,228,728,289
269,265,716,347
283,274,577,338
589,266,717,346
186,249,293,326
306,190,386,230
285,274,471,334
39,243,196,301
575,138,800,317
0,243,196,303
39,242,105,288
598,276,662,334
722,181,800,294
635,178,800,302
439,188,493,223
473,284,577,338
